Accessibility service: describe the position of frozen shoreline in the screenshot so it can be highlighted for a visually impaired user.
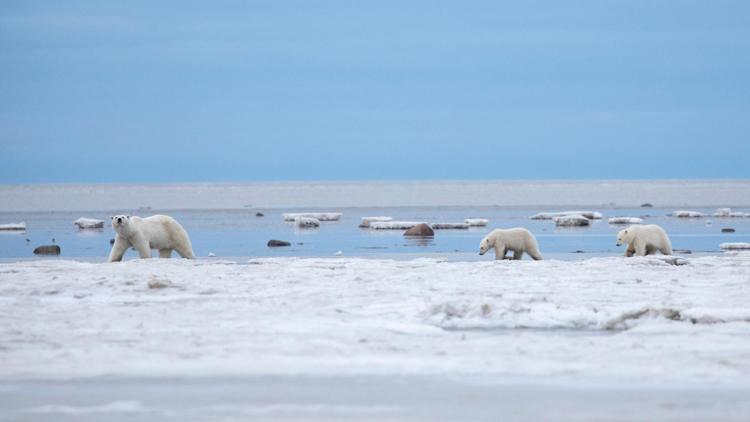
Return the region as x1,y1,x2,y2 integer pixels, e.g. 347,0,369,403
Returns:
2,254,750,382
2,179,750,211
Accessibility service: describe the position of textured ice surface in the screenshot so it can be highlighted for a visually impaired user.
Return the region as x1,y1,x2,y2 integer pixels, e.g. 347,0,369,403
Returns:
294,216,320,228
1,254,749,382
283,213,342,221
431,223,470,230
720,243,750,250
531,211,602,220
358,216,393,228
0,222,26,231
673,210,705,218
369,221,424,230
464,218,489,226
553,214,591,226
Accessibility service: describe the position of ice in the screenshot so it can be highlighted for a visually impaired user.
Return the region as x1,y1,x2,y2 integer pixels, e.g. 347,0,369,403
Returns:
608,217,643,225
530,211,602,220
553,214,591,227
431,223,470,230
73,217,104,229
464,218,489,226
283,212,342,222
2,254,749,383
359,216,393,228
673,210,705,218
0,222,26,231
294,216,321,228
369,221,425,230
720,243,750,250
714,208,750,218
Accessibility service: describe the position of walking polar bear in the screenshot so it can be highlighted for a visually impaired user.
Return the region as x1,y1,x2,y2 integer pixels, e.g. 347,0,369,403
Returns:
479,228,543,260
108,215,195,262
616,224,672,257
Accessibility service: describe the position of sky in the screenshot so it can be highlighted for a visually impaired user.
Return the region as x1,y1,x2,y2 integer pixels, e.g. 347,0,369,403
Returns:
1,0,749,183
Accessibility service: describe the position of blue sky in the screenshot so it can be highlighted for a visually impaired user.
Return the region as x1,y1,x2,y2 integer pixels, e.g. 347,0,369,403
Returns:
1,0,749,183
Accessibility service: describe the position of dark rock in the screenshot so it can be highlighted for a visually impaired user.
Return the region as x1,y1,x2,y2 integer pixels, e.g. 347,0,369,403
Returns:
110,238,115,245
267,239,291,247
256,212,264,217
33,245,61,255
722,228,736,233
640,203,654,208
403,223,434,237
573,250,585,253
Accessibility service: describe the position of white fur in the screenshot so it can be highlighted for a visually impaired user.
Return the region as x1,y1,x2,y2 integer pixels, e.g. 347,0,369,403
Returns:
108,214,195,262
616,224,673,257
479,228,543,260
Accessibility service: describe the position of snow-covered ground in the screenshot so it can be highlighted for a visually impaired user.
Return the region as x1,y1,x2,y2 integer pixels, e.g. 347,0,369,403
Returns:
2,254,749,382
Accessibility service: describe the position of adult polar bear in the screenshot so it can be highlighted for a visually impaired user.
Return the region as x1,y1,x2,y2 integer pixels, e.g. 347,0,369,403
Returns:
479,228,543,260
108,215,195,262
616,224,673,257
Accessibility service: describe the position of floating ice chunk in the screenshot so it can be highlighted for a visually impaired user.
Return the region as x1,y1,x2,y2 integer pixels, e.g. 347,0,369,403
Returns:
359,216,393,228
294,216,320,228
370,221,425,230
672,210,704,218
0,222,26,231
530,211,602,220
553,214,591,227
208,252,216,257
283,212,342,222
432,223,470,230
713,208,749,217
720,242,750,250
608,217,643,225
74,217,104,229
464,218,489,227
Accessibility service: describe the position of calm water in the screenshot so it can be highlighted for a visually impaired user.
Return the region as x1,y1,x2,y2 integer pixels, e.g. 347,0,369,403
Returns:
1,206,747,261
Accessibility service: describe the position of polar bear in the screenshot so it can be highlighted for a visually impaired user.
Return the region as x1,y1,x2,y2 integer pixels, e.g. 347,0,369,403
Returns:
616,224,672,257
108,215,195,262
479,228,543,260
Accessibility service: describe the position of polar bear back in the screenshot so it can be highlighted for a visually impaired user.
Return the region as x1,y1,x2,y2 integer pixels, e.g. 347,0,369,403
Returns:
621,224,672,254
134,215,191,250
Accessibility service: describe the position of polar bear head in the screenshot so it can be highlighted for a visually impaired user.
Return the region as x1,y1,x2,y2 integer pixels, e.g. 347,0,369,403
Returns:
478,233,494,255
616,228,632,246
111,215,134,236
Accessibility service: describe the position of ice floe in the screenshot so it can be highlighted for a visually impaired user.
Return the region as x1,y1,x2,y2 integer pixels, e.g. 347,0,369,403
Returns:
0,222,26,231
359,217,393,228
369,221,425,230
720,243,750,250
553,214,591,227
530,211,603,220
464,218,489,227
714,208,750,218
608,217,643,225
431,223,470,230
672,210,704,218
283,212,342,222
294,216,320,228
74,218,104,229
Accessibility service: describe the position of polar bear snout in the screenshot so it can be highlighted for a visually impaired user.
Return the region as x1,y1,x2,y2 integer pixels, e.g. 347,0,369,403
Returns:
116,217,123,224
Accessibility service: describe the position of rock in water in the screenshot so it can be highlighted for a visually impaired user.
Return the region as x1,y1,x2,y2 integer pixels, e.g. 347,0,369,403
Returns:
404,223,434,237
721,228,736,233
640,203,654,208
267,239,291,247
33,245,61,255
255,212,264,217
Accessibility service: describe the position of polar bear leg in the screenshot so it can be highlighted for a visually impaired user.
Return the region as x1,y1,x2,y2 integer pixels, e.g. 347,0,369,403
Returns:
494,245,507,260
526,247,543,261
174,244,195,259
659,246,672,255
108,237,130,262
159,249,172,258
131,236,151,259
634,242,647,257
512,250,523,260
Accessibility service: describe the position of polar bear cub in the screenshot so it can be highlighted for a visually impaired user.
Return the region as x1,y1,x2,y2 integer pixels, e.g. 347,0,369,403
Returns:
616,224,672,257
108,214,195,262
479,228,543,260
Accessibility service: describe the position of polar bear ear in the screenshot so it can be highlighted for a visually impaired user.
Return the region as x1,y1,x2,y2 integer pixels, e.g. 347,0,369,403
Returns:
623,229,628,234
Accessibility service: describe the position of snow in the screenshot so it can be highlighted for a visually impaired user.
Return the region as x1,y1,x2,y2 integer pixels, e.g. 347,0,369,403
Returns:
73,217,104,229
720,243,750,250
369,221,425,230
431,223,470,230
714,208,750,218
530,211,603,220
359,216,393,228
608,217,643,225
673,210,705,218
283,212,342,222
0,222,26,231
464,218,489,226
2,254,750,383
553,214,591,227
294,216,320,228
